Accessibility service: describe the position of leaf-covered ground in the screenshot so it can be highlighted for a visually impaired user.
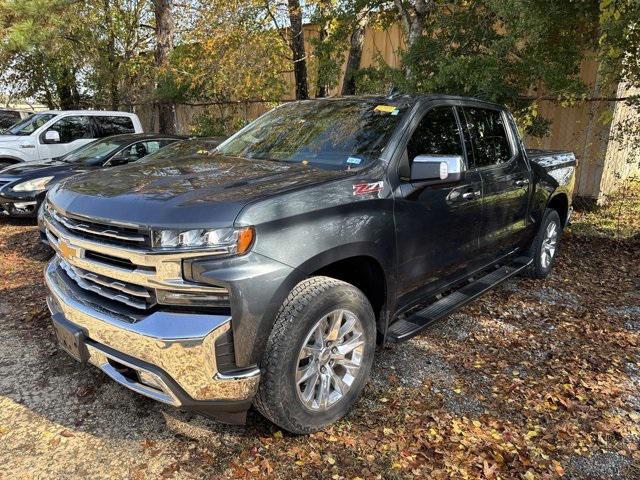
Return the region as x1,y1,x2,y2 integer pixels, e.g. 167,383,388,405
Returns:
0,207,638,479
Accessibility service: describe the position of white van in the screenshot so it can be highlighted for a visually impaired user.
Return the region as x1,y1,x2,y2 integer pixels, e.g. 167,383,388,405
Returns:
0,110,143,169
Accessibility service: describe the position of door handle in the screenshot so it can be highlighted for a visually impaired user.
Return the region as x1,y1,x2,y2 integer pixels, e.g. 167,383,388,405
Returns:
461,190,481,200
515,179,530,187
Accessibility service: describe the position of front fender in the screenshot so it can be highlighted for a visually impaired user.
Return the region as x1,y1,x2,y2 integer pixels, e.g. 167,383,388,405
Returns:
0,148,28,164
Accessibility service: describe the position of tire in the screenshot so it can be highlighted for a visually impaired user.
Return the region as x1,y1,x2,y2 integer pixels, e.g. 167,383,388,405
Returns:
524,209,562,279
254,276,376,434
0,160,13,171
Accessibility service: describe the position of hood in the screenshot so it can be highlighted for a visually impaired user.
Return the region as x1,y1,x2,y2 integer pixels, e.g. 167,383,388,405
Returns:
48,154,350,229
0,160,83,182
0,135,21,142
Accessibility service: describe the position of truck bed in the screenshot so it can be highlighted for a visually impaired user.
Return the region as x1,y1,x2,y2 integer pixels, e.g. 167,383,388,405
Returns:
526,149,576,170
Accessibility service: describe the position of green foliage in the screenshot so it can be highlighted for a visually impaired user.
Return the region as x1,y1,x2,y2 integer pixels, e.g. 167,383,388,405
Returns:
190,109,247,137
357,0,601,136
0,0,154,109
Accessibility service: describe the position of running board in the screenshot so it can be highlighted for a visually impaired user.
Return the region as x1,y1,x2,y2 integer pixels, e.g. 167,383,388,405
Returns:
387,256,532,342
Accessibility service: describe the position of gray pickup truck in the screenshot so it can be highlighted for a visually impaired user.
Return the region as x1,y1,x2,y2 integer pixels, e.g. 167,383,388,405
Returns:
41,94,575,433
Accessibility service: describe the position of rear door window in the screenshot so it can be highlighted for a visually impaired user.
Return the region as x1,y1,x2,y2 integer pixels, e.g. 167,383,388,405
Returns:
462,107,514,168
94,116,135,137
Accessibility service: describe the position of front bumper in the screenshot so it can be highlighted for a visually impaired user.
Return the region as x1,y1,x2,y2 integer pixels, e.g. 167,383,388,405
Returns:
0,186,42,217
45,259,261,423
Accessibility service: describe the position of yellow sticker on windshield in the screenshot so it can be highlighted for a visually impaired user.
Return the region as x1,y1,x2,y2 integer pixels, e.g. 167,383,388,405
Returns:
374,105,397,113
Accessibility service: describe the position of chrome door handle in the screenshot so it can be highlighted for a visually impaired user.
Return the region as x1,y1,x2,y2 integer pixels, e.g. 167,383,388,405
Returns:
462,191,481,200
515,179,530,187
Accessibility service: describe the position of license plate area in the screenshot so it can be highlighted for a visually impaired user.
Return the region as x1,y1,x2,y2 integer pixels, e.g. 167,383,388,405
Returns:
51,314,89,363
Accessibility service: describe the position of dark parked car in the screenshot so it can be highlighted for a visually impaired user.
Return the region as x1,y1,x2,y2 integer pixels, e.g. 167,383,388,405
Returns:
0,133,183,217
41,95,575,433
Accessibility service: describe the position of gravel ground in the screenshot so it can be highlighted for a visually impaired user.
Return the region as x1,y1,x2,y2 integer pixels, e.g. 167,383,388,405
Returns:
0,217,638,479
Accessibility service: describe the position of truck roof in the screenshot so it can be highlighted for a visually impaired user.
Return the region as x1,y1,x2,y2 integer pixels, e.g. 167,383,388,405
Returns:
313,93,506,110
35,110,139,117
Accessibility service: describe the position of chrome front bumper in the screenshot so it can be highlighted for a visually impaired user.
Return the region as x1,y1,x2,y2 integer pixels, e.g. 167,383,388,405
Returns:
45,260,260,407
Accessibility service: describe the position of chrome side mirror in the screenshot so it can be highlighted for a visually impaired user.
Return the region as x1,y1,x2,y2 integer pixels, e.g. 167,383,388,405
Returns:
410,154,464,182
43,130,61,143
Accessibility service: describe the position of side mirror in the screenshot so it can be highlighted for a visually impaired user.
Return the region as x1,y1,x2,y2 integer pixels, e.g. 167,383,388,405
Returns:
410,154,464,183
43,130,61,144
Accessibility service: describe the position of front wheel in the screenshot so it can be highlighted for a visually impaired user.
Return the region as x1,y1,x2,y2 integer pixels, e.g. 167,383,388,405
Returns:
524,208,562,279
254,276,376,434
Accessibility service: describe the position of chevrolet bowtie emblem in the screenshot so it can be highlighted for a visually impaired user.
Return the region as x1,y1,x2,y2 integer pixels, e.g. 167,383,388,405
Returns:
58,240,79,261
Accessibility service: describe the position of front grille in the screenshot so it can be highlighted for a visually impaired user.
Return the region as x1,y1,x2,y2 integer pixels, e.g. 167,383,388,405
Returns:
59,260,156,310
47,204,151,248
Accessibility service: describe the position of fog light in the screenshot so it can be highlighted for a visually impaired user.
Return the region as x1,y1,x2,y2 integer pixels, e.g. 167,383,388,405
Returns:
138,370,164,390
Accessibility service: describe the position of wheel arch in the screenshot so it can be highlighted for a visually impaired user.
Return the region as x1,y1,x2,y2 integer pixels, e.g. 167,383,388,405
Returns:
547,192,570,228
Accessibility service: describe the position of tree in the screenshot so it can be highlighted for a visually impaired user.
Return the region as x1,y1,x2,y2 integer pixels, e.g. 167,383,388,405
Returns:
0,0,88,108
357,0,601,136
287,0,310,99
153,0,176,133
172,0,289,135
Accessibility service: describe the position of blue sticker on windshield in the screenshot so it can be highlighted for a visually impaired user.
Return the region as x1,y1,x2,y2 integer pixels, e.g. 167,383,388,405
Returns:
347,157,362,165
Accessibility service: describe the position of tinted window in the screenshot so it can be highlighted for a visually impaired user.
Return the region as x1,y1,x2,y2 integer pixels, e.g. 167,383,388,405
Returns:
48,116,93,143
463,107,513,168
61,138,128,165
407,107,463,162
122,140,162,160
217,100,406,170
94,116,135,137
0,110,21,130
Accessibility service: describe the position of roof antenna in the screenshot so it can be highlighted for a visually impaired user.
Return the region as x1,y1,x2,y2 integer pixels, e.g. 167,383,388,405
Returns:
387,85,401,98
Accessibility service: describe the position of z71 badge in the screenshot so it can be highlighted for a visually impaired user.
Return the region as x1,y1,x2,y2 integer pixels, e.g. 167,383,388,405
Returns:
353,181,384,196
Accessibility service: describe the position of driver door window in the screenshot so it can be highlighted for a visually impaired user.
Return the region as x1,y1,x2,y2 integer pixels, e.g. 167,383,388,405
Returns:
40,116,94,160
401,107,465,179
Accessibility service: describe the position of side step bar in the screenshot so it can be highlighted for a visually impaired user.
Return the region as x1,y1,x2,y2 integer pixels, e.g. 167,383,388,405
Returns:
387,256,532,342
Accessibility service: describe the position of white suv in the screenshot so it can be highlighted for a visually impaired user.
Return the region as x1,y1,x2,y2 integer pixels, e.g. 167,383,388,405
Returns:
0,110,143,169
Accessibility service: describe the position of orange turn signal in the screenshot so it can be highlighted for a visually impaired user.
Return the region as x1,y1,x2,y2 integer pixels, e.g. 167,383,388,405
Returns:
236,227,254,254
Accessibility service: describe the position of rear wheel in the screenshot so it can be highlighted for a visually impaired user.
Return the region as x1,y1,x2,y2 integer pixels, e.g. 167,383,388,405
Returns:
524,209,562,279
254,276,376,434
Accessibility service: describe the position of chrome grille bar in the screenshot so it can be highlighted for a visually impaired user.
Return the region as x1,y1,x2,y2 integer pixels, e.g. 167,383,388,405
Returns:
49,206,147,244
59,260,149,310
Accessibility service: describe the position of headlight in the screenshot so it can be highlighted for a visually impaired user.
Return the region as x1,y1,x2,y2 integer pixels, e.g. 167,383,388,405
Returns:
151,226,254,254
11,176,55,192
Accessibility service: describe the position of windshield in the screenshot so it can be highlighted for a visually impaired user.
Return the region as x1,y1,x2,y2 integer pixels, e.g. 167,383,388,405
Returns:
4,113,55,136
141,138,221,161
60,137,127,165
216,100,406,169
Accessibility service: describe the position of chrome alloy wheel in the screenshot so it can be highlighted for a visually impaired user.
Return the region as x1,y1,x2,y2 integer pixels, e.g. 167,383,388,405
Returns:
295,309,365,411
540,221,559,269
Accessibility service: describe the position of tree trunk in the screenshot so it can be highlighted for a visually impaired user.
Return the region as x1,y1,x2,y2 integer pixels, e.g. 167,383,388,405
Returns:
287,0,309,100
393,0,433,79
315,19,329,98
153,0,176,134
103,0,119,110
57,67,80,109
341,15,368,96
